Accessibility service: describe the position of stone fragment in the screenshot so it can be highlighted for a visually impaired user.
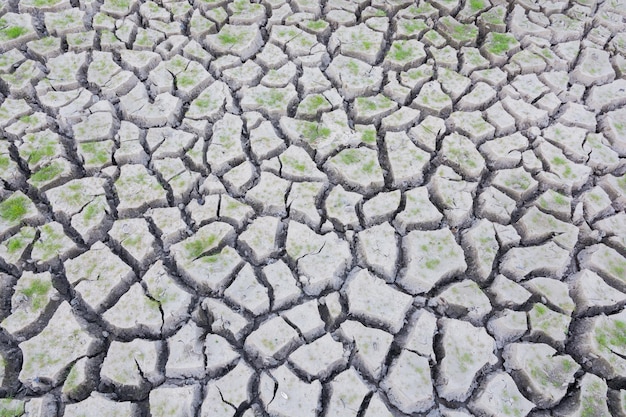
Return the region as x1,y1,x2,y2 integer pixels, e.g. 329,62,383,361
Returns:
287,182,324,228
500,242,571,281
385,131,430,188
202,297,251,342
402,309,437,360
429,165,477,226
401,227,467,294
527,303,571,348
280,300,324,342
103,281,162,335
487,309,528,348
440,132,485,179
286,221,351,295
146,206,187,248
501,96,549,129
504,342,580,408
259,365,321,417
325,55,383,100
394,187,443,233
491,167,538,202
408,115,446,153
470,372,535,417
64,242,134,312
578,244,626,292
119,84,182,128
569,269,626,316
534,189,572,221
447,111,495,144
344,269,412,333
30,222,78,265
0,226,36,268
64,393,137,417
457,82,496,111
240,84,298,118
462,219,498,281
574,310,626,380
524,277,575,315
108,219,156,267
150,385,200,417
481,32,520,65
114,164,168,216
207,360,253,414
436,318,498,401
572,47,615,86
381,350,434,414
206,24,262,60
516,207,578,250
165,321,204,379
432,280,492,325
246,171,290,216
238,216,280,264
384,39,427,70
325,368,370,417
352,94,398,124
289,334,346,379
584,133,621,174
555,373,611,417
169,222,237,289
219,195,255,229
204,333,240,375
356,222,398,280
245,316,300,366
224,264,270,315
479,132,528,169
412,80,453,117
329,24,385,65
206,113,245,175
262,260,302,310
488,274,532,308
362,191,401,227
324,148,384,193
101,339,160,389
2,271,57,336
338,320,393,380
141,261,190,331
582,186,613,223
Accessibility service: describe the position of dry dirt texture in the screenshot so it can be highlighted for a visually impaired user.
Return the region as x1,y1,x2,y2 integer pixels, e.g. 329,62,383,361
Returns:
1,0,626,416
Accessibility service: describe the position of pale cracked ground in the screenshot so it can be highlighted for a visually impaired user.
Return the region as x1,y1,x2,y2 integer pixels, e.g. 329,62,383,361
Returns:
1,0,626,416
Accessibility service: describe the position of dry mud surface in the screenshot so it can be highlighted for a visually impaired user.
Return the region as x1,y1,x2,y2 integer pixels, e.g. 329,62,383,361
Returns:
1,0,626,416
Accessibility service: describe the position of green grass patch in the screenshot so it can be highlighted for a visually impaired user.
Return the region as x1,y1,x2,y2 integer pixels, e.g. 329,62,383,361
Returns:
389,41,413,61
487,33,517,55
300,122,331,142
346,60,360,75
21,278,52,310
469,0,485,11
0,26,27,40
338,149,360,165
361,129,376,144
0,194,29,223
425,258,440,269
185,234,218,259
30,161,64,184
306,20,327,31
218,30,246,45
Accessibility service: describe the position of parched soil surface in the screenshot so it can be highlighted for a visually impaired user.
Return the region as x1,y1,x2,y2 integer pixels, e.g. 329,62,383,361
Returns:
1,0,626,416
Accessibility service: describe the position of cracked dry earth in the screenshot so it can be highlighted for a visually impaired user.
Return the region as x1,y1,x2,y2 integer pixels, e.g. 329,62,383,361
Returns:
1,0,626,416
